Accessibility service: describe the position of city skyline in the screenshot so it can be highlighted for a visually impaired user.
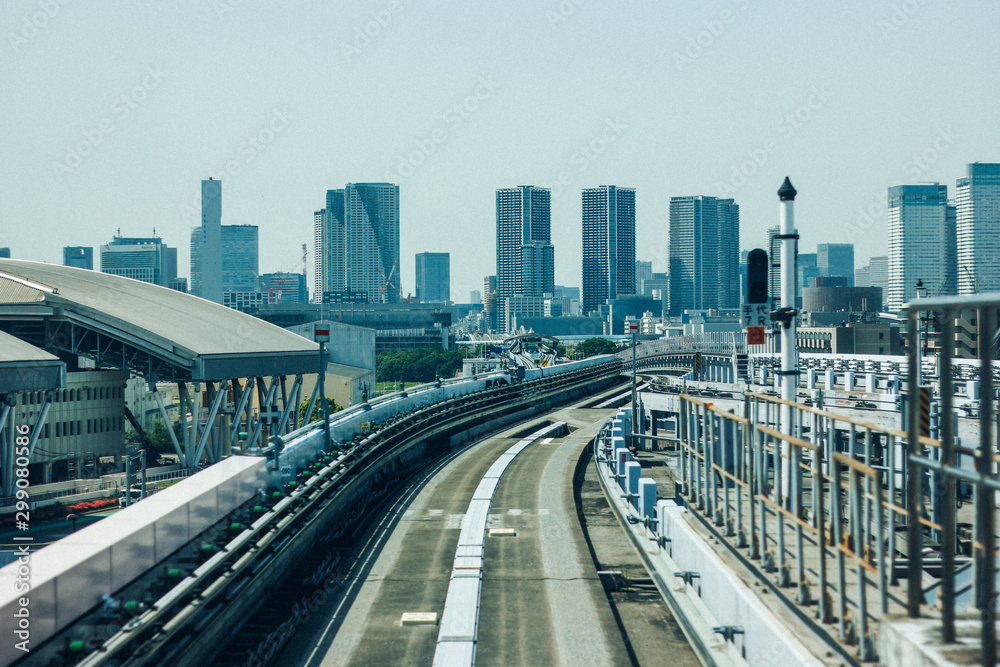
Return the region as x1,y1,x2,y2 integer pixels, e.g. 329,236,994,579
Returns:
3,3,999,300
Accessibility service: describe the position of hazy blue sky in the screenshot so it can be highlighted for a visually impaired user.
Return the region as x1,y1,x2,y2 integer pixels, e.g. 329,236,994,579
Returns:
2,1,997,301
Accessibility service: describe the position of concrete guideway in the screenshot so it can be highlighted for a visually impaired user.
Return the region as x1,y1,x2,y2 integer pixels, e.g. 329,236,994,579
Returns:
284,401,667,666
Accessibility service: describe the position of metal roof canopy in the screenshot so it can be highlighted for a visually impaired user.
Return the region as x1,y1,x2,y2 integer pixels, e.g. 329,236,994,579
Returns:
0,330,65,392
0,260,319,382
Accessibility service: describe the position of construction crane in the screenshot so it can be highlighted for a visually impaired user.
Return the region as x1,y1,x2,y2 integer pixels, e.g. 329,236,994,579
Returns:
379,258,400,302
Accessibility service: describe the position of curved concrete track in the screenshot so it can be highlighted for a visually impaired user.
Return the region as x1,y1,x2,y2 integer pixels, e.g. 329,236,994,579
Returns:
281,402,695,666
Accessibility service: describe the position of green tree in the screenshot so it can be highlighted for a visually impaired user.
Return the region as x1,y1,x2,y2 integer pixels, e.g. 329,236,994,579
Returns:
299,397,341,423
376,348,465,383
574,337,620,358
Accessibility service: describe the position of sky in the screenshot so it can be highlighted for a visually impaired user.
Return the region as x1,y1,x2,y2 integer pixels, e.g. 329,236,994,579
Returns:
2,0,997,303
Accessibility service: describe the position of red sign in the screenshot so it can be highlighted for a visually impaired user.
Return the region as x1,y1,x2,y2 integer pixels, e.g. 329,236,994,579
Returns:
747,327,766,345
628,323,639,332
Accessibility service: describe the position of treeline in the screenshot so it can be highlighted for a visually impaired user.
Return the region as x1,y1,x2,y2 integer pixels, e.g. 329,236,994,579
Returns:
376,348,465,382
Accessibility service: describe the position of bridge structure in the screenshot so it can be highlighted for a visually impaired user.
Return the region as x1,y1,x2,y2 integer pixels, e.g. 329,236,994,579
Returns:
2,273,1000,665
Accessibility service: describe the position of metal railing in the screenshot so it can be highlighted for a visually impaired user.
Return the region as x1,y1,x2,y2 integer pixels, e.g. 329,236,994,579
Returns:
903,293,1000,666
670,292,1000,664
678,392,902,661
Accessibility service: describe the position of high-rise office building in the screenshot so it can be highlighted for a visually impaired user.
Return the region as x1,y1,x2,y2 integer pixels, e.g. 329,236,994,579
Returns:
635,260,652,296
887,184,953,310
63,246,93,270
469,290,481,304
869,256,888,293
415,252,450,303
496,186,554,331
767,226,781,300
314,183,400,303
667,196,739,315
798,253,819,291
100,234,176,286
191,179,260,305
817,243,855,286
483,275,498,332
580,186,635,314
220,225,259,293
261,272,308,304
190,178,224,303
957,163,1000,294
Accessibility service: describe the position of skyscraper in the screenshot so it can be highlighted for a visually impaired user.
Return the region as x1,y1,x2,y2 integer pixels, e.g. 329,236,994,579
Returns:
100,234,176,286
767,226,780,300
63,246,93,270
634,260,652,296
957,163,1000,294
191,179,260,305
869,256,889,294
887,184,953,310
415,252,450,303
580,186,636,314
496,186,554,330
190,178,224,303
314,183,400,303
817,243,855,286
667,196,739,315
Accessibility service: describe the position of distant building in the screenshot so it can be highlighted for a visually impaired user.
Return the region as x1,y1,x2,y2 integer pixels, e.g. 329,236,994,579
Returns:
798,252,819,290
0,248,9,259
415,252,450,303
817,243,854,286
887,185,953,310
469,290,481,304
668,196,739,315
581,185,635,314
496,186,554,331
100,234,176,286
63,246,93,270
803,286,882,313
257,301,451,350
315,183,400,304
957,162,1000,294
634,260,653,295
482,275,498,332
168,278,188,293
869,256,888,294
190,178,224,303
767,226,780,300
261,272,308,304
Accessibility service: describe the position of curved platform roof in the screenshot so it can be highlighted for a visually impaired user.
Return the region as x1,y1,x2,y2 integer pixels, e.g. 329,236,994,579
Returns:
0,259,319,382
0,330,65,392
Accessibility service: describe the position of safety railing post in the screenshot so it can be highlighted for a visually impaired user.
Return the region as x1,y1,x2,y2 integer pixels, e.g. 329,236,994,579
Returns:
939,308,956,643
905,310,923,618
975,306,996,666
